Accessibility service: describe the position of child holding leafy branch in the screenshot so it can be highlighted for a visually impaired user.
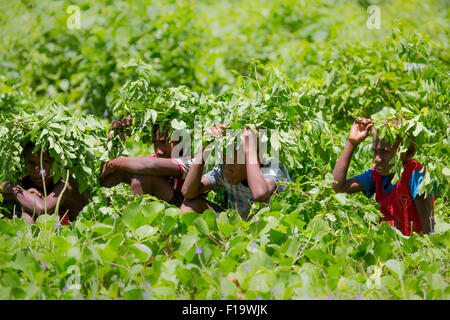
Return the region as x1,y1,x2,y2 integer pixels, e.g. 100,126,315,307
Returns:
0,142,90,225
100,117,193,207
332,117,435,235
181,125,291,220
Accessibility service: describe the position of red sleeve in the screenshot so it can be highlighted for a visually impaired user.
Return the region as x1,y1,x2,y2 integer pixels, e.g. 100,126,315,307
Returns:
402,159,423,182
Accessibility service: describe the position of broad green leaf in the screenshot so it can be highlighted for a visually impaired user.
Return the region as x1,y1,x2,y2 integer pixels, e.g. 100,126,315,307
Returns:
177,233,199,261
141,202,165,224
385,259,405,279
181,211,199,226
129,243,152,263
50,236,72,254
100,234,123,262
171,119,186,130
134,225,159,240
122,202,141,230
10,251,35,272
91,223,113,235
193,217,209,235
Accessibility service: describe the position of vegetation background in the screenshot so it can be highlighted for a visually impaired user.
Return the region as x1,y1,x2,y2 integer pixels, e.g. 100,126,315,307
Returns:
0,0,448,299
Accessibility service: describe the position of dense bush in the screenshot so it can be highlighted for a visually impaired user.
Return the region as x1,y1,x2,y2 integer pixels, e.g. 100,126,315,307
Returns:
0,0,448,299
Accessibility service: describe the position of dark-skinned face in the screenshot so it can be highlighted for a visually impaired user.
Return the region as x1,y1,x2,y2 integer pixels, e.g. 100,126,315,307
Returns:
24,148,54,187
372,133,401,176
152,129,176,158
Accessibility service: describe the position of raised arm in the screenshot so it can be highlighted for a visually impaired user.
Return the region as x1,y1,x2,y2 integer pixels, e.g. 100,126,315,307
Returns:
100,115,134,181
244,128,276,202
332,117,373,194
181,125,226,199
181,148,213,199
108,115,133,141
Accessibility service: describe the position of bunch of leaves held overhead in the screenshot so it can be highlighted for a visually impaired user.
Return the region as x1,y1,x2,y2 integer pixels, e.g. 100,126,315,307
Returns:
0,102,107,193
107,63,305,169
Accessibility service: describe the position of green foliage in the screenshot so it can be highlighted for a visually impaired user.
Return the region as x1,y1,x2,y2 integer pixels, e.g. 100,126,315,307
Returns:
0,185,448,300
0,103,107,193
0,0,449,300
107,62,305,169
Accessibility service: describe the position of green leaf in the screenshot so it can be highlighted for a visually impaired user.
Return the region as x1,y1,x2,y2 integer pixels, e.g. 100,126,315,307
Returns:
430,273,446,290
181,211,199,226
203,210,218,232
100,234,123,262
0,287,10,299
129,243,152,263
141,202,165,224
285,237,301,258
384,259,405,279
413,122,424,137
134,225,158,240
122,202,141,230
161,216,177,235
50,236,72,254
171,119,186,130
91,223,113,235
193,217,209,235
250,250,272,269
177,233,199,261
304,249,328,265
218,213,234,238
334,193,347,204
248,274,270,292
10,251,35,272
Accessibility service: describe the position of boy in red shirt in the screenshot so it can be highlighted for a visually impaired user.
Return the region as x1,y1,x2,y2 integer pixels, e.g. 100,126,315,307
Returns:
100,118,193,207
332,117,435,235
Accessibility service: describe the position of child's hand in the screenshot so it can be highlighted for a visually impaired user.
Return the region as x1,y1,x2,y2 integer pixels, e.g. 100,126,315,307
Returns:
243,128,257,154
100,161,116,180
108,115,133,141
0,182,14,194
348,117,374,146
204,124,227,137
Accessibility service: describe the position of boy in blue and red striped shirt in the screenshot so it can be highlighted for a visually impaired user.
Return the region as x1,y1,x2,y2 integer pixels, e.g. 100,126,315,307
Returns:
332,117,434,236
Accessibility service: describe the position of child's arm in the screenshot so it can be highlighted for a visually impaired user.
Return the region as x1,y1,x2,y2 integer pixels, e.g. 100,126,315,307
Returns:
181,152,213,199
181,125,226,199
414,195,435,234
100,115,134,181
6,180,71,217
332,117,373,193
244,128,276,202
106,156,181,177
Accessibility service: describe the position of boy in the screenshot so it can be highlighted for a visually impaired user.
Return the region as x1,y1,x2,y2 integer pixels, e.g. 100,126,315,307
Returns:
181,125,291,220
0,142,90,225
100,117,193,207
332,117,435,235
